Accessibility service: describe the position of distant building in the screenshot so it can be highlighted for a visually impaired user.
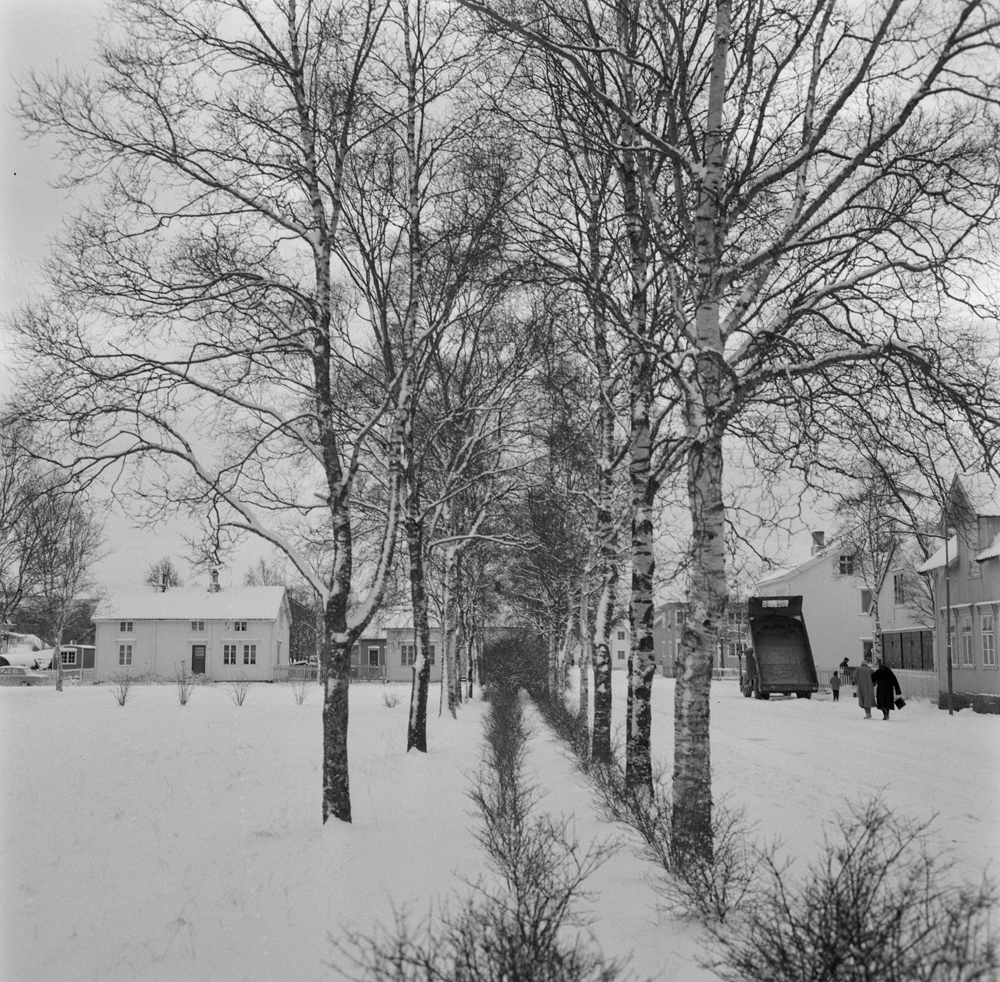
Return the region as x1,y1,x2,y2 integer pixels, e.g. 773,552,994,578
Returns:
652,600,746,676
92,576,290,681
917,473,1000,713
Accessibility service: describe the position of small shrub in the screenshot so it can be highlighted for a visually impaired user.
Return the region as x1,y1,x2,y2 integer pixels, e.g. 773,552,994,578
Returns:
175,665,194,706
291,676,309,705
111,670,134,706
381,689,400,709
705,798,999,982
588,754,757,923
228,674,251,706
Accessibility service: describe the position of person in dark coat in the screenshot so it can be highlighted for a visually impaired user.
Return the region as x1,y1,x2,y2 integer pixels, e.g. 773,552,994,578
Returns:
829,670,841,702
871,658,902,720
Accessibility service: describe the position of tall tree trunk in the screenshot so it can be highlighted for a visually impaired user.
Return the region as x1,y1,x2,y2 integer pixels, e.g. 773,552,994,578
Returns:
578,577,591,727
591,633,613,763
673,0,731,860
617,23,656,792
322,582,353,823
405,478,433,752
442,545,459,717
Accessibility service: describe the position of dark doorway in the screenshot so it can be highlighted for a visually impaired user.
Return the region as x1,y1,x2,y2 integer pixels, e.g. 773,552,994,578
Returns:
191,644,206,674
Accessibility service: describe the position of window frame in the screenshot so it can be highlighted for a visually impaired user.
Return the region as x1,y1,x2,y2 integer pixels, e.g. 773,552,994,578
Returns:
982,611,996,668
223,643,237,666
893,573,906,607
191,620,205,633
62,649,77,666
233,620,248,633
961,621,974,667
243,643,257,666
119,620,133,633
839,554,856,575
118,643,133,666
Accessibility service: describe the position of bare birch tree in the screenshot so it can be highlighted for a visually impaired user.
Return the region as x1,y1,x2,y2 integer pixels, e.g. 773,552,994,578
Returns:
10,0,429,823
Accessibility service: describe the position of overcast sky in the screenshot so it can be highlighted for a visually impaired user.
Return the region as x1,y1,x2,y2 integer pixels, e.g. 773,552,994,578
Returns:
0,0,821,593
0,1,263,589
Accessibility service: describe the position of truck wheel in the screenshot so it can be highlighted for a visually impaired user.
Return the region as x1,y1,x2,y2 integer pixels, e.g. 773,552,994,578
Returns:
761,691,770,700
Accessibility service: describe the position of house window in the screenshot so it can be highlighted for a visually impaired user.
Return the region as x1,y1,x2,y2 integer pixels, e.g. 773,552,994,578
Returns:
368,646,380,667
860,589,872,614
243,644,257,665
674,638,682,661
191,620,205,632
224,644,237,665
617,649,626,660
839,555,855,575
234,621,247,632
62,649,77,666
893,574,906,607
428,644,435,666
982,613,996,668
118,644,133,666
675,610,684,626
949,626,958,667
961,623,974,667
119,621,133,633
617,630,626,641
401,644,416,666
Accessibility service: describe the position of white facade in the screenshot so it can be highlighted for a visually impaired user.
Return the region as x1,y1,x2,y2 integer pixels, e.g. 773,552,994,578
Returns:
93,586,290,682
755,539,931,673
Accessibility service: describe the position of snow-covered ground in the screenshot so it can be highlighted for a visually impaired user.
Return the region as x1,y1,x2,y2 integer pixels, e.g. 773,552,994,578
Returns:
1,674,997,982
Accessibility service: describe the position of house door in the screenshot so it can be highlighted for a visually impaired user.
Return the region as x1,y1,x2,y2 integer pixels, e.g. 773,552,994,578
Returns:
191,645,206,675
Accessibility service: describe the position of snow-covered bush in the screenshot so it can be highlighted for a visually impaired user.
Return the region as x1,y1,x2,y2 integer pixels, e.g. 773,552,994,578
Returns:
705,798,999,982
381,690,399,709
587,751,758,924
290,676,309,705
228,674,251,706
175,665,194,706
332,663,627,982
110,670,134,706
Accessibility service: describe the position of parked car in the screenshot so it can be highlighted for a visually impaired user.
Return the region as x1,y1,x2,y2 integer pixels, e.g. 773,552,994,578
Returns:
0,665,51,686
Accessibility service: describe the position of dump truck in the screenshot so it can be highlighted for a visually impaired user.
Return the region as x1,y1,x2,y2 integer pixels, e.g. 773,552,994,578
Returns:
741,595,819,700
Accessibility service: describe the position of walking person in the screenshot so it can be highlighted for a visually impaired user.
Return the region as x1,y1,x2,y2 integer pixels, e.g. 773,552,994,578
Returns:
855,655,875,719
872,658,903,721
830,670,841,702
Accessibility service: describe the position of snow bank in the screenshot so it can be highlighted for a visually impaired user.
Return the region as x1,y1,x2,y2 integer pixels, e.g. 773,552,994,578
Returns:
0,674,996,982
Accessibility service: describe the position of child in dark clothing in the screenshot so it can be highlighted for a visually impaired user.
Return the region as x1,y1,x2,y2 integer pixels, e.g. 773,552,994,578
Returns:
830,670,841,702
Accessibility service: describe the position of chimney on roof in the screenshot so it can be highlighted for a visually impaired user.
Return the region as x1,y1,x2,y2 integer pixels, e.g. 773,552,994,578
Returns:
208,569,221,593
811,531,826,555
159,570,168,593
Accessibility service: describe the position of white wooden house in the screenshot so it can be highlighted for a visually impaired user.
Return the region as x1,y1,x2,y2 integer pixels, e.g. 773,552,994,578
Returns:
917,473,1000,713
92,582,290,682
755,532,933,674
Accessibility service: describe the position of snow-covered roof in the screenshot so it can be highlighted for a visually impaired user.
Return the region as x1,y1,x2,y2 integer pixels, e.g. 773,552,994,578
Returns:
94,586,287,622
956,472,1000,517
976,532,1000,563
916,535,959,573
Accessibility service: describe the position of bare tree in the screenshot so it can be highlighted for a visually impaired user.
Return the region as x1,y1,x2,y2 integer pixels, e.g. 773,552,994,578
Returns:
23,488,104,691
144,557,184,589
834,472,904,665
11,0,427,823
243,556,286,587
0,421,45,627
